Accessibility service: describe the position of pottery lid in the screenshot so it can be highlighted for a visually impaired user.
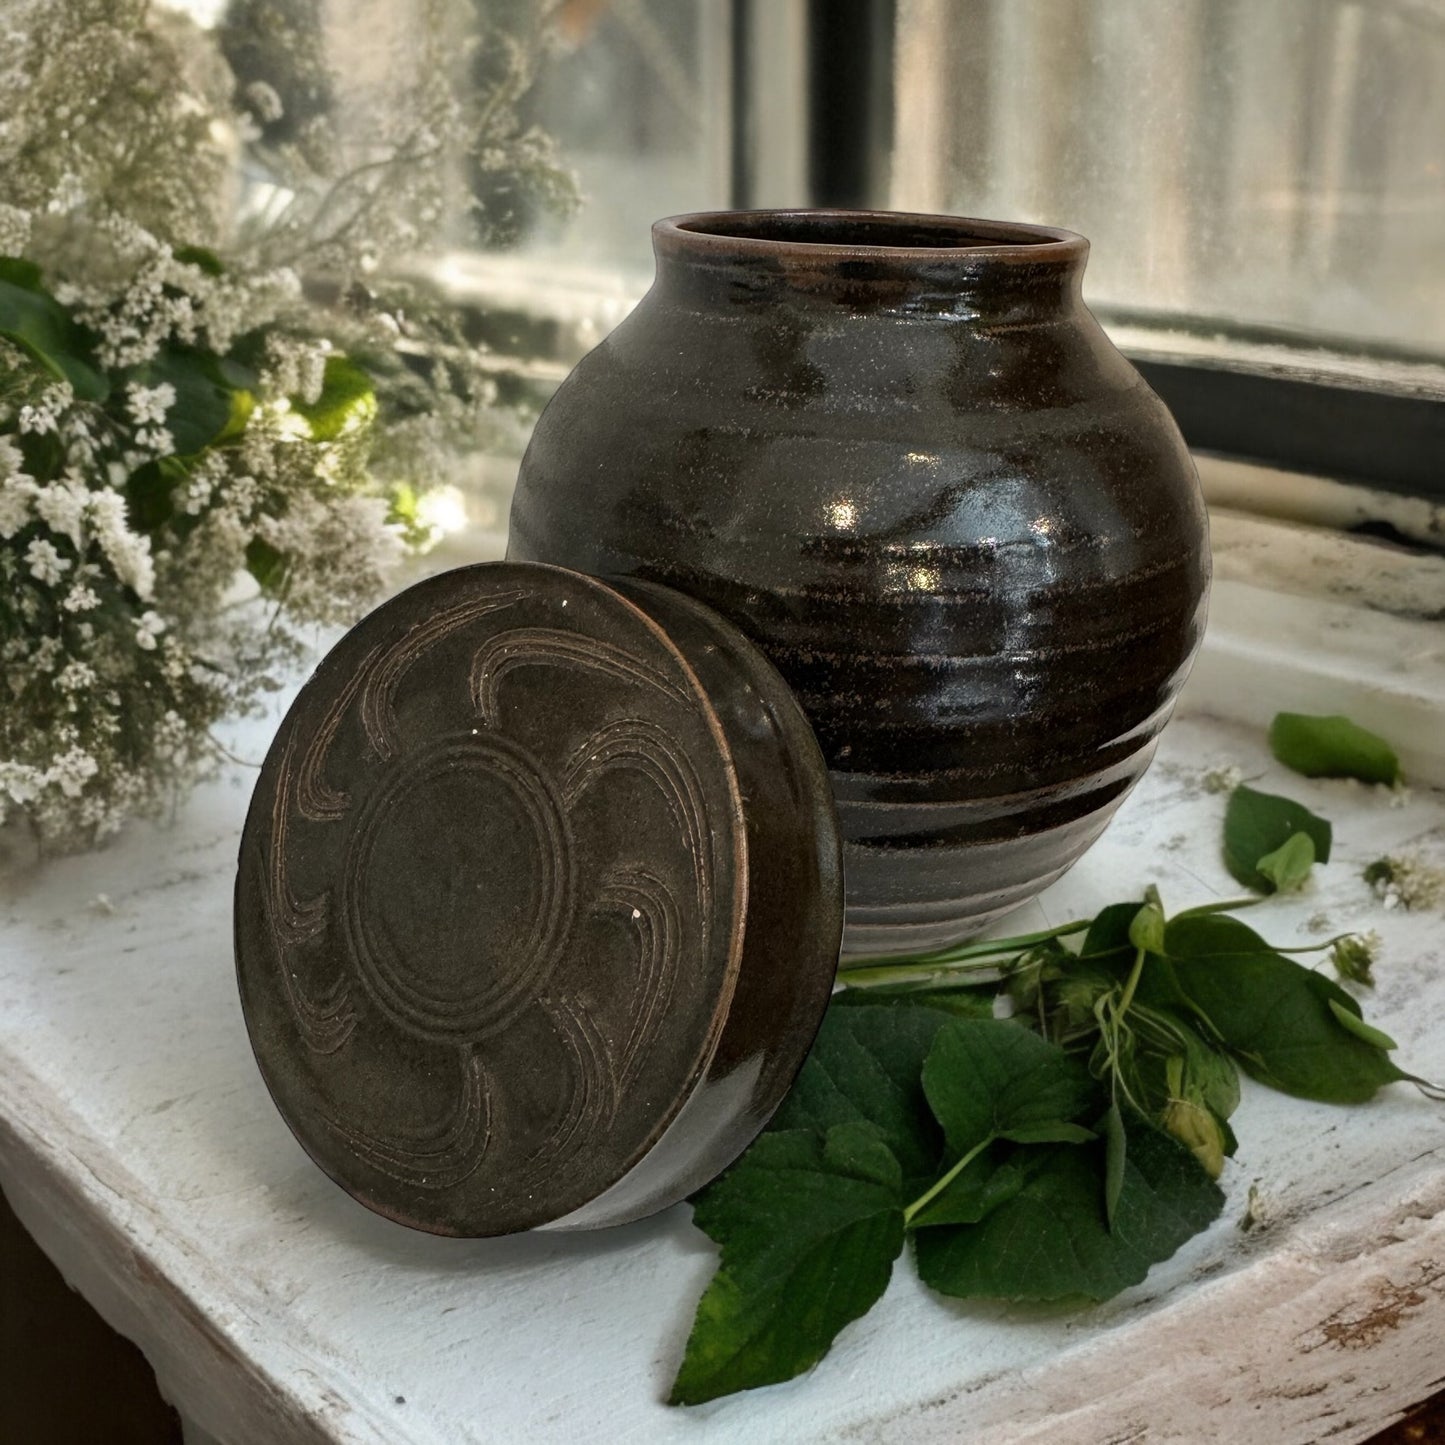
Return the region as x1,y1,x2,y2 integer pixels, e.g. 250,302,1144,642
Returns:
234,561,843,1236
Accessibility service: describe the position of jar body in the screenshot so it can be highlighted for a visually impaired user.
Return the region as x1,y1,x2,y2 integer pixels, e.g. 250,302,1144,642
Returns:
508,210,1209,954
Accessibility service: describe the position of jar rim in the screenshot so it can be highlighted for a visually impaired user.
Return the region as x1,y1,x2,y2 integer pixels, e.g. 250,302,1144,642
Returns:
655,208,1087,265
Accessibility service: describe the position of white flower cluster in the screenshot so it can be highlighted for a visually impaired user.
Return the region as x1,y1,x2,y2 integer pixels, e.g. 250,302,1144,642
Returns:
262,334,330,408
0,203,30,254
58,214,302,371
0,0,573,852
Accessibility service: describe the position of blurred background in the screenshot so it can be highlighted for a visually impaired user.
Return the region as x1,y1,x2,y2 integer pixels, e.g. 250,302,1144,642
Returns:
292,0,1445,544
476,0,1445,351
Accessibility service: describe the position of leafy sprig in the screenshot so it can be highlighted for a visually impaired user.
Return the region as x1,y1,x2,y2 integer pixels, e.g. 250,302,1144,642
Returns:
673,887,1433,1405
671,712,1437,1405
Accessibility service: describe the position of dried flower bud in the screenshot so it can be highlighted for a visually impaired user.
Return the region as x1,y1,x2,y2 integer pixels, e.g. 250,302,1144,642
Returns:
1331,932,1379,988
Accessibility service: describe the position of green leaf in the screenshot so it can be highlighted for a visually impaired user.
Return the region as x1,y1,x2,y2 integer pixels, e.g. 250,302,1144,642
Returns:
1223,785,1333,893
1003,1121,1097,1145
1080,901,1143,959
770,1004,952,1194
1269,713,1401,786
908,1156,1026,1229
173,244,225,277
1165,913,1407,1102
124,455,188,533
921,1019,1098,1158
245,536,288,592
1179,1028,1242,1122
0,257,43,287
0,274,108,400
1327,1000,1398,1053
914,1113,1223,1302
291,355,376,440
1128,902,1167,955
822,1120,904,1189
126,349,237,456
1103,1100,1126,1228
1255,831,1316,893
214,384,255,445
671,1127,905,1406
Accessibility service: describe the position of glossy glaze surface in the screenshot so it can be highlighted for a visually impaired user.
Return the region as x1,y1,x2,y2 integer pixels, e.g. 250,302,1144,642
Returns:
509,210,1210,952
235,563,842,1235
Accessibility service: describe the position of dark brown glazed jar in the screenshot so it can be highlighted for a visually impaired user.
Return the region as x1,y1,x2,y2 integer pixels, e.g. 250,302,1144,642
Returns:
508,209,1210,955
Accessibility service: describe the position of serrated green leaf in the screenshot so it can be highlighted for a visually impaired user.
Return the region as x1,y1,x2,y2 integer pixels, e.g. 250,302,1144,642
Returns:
914,1113,1223,1302
770,1004,952,1195
1165,913,1406,1102
908,1156,1026,1229
292,354,375,440
1223,785,1332,893
921,1019,1098,1159
1255,831,1316,893
671,1127,905,1406
822,1120,904,1189
1269,713,1401,786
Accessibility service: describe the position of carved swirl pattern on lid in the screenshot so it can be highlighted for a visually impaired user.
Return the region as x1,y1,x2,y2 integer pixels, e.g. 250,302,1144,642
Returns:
237,568,743,1233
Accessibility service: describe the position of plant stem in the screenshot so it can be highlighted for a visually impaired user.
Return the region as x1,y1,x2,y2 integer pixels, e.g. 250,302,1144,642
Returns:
902,1135,995,1224
837,961,1006,989
1116,946,1148,1020
839,918,1092,976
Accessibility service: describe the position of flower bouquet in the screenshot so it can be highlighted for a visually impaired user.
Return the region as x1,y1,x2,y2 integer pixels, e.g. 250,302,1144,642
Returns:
0,0,573,851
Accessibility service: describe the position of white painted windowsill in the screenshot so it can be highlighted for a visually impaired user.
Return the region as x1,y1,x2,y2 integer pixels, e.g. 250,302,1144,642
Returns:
1,513,1443,1444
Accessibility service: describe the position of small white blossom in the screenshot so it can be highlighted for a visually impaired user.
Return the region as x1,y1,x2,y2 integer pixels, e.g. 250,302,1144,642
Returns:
61,583,100,612
17,382,73,435
1202,765,1243,795
126,381,176,427
88,488,155,599
0,477,35,538
0,202,31,254
25,537,70,584
34,476,90,549
134,425,175,457
56,661,97,692
47,746,99,798
46,171,85,215
135,610,167,650
0,761,45,807
0,434,28,480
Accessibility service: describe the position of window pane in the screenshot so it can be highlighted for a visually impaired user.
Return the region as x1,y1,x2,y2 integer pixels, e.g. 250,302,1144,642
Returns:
891,0,1445,358
514,0,733,279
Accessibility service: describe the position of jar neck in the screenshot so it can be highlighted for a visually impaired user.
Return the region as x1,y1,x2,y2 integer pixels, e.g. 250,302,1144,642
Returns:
651,209,1088,320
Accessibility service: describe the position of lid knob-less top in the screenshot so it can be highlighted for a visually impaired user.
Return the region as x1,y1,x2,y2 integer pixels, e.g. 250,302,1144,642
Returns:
235,562,842,1236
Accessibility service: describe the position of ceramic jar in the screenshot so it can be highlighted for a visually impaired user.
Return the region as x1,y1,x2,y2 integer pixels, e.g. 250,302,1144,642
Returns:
507,209,1210,954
